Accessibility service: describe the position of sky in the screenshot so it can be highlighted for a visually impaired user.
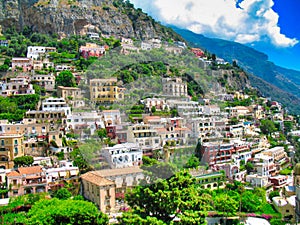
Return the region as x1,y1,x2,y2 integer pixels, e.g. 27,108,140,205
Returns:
129,0,300,71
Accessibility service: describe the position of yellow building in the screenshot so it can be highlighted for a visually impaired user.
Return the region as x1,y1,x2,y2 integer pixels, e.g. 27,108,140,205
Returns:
81,172,116,213
0,134,24,169
90,78,125,104
57,86,83,100
262,146,287,163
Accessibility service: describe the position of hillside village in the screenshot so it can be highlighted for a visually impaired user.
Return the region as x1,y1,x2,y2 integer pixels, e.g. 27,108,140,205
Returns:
0,26,300,225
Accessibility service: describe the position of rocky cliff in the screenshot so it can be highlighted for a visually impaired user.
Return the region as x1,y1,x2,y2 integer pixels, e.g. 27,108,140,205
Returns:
0,0,183,40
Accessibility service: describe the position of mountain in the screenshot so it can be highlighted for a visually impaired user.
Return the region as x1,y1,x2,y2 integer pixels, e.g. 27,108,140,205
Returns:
173,27,300,114
0,0,183,41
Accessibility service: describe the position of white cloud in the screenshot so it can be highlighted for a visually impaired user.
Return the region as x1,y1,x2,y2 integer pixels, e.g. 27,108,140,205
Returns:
129,0,298,47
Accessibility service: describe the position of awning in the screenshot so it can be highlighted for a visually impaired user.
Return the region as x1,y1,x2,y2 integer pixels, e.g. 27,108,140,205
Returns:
50,172,59,177
59,171,67,177
70,170,78,176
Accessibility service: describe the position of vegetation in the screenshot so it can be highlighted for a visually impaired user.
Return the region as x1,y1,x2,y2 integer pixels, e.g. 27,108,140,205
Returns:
13,156,34,167
0,95,39,121
55,70,77,87
260,119,277,136
121,171,210,224
52,188,72,200
118,172,280,224
26,198,108,225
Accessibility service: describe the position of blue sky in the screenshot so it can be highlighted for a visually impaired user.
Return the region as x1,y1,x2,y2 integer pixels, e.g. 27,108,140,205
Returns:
129,0,300,71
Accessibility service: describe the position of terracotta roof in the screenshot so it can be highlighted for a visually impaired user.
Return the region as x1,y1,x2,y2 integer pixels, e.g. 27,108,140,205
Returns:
18,166,42,175
102,110,120,113
144,116,161,120
93,166,143,177
174,127,190,131
81,172,115,186
155,127,167,133
7,171,20,177
235,106,249,110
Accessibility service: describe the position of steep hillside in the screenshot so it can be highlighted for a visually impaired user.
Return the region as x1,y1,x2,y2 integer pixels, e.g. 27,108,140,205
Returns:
0,0,183,41
173,27,300,114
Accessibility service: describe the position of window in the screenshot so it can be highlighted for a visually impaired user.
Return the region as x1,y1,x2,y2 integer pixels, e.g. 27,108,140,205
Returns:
14,147,18,154
1,140,4,146
14,140,18,145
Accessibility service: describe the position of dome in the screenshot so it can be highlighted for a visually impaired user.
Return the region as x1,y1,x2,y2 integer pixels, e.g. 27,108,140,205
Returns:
294,163,300,175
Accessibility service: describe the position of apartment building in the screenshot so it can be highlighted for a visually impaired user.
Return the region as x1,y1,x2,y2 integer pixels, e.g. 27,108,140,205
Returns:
102,143,143,169
90,78,125,104
0,134,24,169
79,43,105,58
31,73,55,91
252,154,276,176
6,166,48,197
200,142,235,166
11,58,32,72
262,146,287,163
27,46,57,60
42,97,71,116
127,124,161,156
66,111,105,137
81,167,144,213
162,77,188,97
57,86,85,108
0,76,35,96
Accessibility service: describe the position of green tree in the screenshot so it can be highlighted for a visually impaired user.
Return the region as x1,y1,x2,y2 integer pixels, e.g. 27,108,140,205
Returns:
260,119,276,136
13,156,34,167
141,159,177,181
269,190,280,201
70,139,102,172
53,188,72,200
284,121,293,134
245,162,254,174
214,193,239,216
151,106,156,113
26,198,109,225
241,191,261,212
55,70,77,87
184,155,200,168
96,128,107,141
123,171,210,224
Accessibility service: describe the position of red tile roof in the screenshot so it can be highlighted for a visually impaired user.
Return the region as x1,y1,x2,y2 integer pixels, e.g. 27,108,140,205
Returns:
18,166,42,175
7,171,20,177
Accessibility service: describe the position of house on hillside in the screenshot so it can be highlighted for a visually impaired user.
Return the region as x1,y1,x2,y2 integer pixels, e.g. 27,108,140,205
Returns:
6,166,48,197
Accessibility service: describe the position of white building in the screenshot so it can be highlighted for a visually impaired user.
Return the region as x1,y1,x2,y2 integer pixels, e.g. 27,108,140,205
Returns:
162,77,188,97
33,157,52,167
66,111,105,136
0,76,35,96
27,46,57,60
166,99,203,118
42,97,71,116
101,110,121,126
102,143,143,169
127,123,161,156
246,174,269,187
253,154,276,176
31,73,55,91
203,105,221,115
45,166,79,183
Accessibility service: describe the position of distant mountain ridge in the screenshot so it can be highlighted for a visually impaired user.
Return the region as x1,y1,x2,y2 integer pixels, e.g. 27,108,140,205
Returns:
172,26,300,114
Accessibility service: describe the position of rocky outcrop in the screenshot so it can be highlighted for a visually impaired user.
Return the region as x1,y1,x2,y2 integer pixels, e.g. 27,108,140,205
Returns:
0,0,183,41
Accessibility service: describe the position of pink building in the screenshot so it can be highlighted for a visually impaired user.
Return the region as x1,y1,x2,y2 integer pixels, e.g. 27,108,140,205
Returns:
6,166,48,197
79,43,106,59
11,58,33,72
